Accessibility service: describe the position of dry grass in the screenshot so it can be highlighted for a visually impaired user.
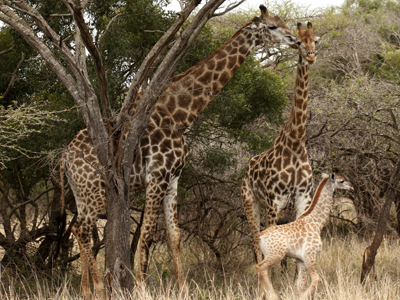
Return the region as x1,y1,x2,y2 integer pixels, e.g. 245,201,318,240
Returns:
1,234,400,299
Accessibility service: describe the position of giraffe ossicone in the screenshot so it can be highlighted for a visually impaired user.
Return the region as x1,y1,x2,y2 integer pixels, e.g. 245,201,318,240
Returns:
241,22,319,264
255,169,353,300
59,4,298,299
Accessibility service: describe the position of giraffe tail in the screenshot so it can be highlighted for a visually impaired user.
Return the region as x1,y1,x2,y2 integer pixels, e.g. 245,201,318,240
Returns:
54,156,67,261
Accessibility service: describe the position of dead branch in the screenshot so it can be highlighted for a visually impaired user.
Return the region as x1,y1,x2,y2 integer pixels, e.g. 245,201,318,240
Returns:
1,51,24,100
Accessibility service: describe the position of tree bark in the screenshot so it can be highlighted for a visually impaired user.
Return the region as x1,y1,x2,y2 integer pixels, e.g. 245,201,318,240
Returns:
361,155,400,283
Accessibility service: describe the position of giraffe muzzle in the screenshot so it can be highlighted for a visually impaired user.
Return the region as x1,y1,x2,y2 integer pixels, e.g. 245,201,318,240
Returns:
306,54,316,64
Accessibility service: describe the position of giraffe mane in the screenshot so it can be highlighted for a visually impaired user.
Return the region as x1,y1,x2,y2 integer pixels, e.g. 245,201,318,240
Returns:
170,22,252,83
298,176,329,218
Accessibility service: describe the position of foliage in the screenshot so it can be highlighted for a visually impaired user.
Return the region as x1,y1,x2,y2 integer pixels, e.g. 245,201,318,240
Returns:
0,102,69,168
303,0,400,234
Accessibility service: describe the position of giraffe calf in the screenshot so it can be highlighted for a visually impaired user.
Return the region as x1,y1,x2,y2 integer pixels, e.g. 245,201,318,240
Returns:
255,169,352,300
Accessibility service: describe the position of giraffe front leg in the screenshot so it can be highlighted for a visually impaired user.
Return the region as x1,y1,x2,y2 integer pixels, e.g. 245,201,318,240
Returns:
163,176,186,293
241,177,263,263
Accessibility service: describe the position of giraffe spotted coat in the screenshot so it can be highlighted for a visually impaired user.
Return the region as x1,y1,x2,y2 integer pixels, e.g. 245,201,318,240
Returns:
60,5,298,299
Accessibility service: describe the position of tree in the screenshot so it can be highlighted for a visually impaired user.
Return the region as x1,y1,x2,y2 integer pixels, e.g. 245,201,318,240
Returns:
0,0,245,293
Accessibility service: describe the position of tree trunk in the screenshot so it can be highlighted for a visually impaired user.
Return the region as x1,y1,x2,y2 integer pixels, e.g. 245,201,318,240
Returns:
130,209,145,269
104,180,132,294
361,156,400,283
394,190,400,236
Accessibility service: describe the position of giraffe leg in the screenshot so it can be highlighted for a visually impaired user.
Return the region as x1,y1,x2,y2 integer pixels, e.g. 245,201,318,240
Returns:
296,259,307,294
241,176,262,263
72,219,106,300
299,255,320,300
137,178,165,286
73,234,91,299
163,176,185,292
255,235,288,300
255,256,283,300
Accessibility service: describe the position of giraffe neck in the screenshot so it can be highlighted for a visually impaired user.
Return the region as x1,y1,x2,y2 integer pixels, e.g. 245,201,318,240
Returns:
155,27,258,129
283,56,309,144
299,177,334,229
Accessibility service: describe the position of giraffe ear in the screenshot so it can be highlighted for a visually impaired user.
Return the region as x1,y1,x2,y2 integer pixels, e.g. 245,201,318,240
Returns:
259,5,269,21
321,173,329,178
297,22,304,36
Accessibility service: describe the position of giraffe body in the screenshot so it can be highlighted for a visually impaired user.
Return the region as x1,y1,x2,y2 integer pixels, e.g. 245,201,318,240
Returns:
60,5,297,299
255,169,353,300
241,22,319,263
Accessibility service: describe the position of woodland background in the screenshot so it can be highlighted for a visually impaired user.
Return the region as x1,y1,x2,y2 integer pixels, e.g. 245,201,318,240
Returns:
1,0,400,298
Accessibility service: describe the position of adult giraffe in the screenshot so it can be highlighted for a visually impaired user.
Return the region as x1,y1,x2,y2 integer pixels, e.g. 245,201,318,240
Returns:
59,5,297,298
241,22,319,263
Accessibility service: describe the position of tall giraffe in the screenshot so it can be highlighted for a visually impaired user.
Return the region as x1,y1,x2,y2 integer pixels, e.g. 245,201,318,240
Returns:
59,5,298,299
255,169,353,300
241,22,319,263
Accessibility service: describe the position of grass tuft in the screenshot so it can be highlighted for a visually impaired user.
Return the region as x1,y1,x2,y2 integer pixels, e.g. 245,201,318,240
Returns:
1,235,399,299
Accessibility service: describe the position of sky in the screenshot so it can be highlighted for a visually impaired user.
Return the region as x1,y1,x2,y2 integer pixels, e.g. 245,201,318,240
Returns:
166,0,345,12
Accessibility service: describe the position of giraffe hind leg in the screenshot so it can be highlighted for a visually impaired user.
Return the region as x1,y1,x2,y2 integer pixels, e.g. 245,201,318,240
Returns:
255,256,283,300
137,178,166,286
72,219,105,300
256,234,288,300
299,255,320,300
72,221,92,299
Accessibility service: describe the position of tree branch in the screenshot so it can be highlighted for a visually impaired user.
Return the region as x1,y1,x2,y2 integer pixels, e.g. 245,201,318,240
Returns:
68,0,111,122
0,45,13,56
1,51,24,100
212,0,246,17
99,11,124,50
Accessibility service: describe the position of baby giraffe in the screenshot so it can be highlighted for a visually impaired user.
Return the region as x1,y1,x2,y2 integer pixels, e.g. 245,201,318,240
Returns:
255,169,353,300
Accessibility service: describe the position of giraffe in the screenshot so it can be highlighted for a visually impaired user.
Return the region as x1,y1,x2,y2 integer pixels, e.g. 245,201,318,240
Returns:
254,169,353,300
59,5,298,299
241,22,319,263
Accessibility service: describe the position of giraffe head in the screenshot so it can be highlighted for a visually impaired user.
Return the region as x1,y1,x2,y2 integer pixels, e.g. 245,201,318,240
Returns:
322,168,353,191
243,5,297,48
296,22,319,65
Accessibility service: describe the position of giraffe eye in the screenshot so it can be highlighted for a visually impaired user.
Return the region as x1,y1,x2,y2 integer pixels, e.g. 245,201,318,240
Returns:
340,180,344,184
297,41,301,46
269,26,278,30
315,40,318,44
